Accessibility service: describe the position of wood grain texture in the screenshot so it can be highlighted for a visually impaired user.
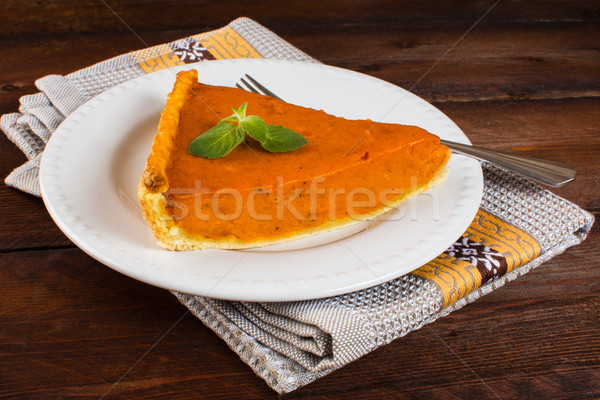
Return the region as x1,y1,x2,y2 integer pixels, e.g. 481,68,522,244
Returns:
0,235,598,399
1,0,598,39
0,0,598,398
2,20,599,104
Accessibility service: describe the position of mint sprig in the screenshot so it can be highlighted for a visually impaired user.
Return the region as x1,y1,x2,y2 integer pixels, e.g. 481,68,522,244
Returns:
262,125,309,152
189,102,308,159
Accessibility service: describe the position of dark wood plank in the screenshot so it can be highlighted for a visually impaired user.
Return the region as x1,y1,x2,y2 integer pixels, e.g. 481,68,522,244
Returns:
1,22,598,106
0,230,597,399
435,97,600,210
1,0,598,39
0,185,73,251
300,22,600,102
0,134,73,251
0,248,275,399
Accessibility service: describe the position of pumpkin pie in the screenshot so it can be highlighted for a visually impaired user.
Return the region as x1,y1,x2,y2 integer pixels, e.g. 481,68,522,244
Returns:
138,69,451,250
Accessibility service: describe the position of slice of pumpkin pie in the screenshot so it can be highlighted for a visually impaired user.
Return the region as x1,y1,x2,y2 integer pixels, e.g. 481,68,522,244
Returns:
138,69,451,250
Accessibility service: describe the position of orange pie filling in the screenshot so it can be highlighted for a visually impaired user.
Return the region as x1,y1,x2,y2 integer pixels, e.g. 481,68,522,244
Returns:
139,70,450,249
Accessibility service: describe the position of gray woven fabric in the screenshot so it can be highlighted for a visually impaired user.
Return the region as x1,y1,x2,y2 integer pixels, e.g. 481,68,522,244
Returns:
2,17,594,394
174,164,593,393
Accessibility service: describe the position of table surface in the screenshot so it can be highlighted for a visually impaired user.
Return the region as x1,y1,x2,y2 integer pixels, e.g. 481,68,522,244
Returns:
1,1,599,399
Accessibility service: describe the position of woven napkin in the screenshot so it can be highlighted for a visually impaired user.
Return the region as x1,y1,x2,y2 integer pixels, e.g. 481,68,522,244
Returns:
2,17,594,394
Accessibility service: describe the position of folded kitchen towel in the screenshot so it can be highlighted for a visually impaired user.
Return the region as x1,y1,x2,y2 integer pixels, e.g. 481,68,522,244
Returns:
1,17,594,394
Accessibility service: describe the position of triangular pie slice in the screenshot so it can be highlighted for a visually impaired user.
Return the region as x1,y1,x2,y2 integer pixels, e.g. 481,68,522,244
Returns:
138,69,451,250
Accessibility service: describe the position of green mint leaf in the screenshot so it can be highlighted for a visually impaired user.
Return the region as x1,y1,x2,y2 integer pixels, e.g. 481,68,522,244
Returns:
188,122,244,159
189,102,308,158
260,125,308,153
231,102,247,121
221,115,239,123
239,115,267,142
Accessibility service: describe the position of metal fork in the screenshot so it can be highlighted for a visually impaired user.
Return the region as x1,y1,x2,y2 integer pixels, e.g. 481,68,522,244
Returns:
237,74,576,187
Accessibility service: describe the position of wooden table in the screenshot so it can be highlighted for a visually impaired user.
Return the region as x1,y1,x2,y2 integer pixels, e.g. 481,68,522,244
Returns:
1,1,598,399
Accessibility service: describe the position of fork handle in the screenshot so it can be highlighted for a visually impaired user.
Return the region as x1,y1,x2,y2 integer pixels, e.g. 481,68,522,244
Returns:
239,74,576,187
440,139,576,187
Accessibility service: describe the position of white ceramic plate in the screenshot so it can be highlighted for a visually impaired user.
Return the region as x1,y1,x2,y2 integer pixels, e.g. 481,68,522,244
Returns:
40,59,483,301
